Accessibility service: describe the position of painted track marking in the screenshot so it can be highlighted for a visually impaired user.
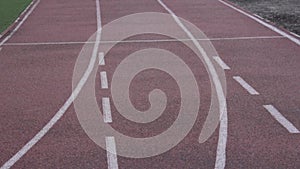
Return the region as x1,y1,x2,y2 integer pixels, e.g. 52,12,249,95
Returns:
215,106,228,169
0,0,40,47
213,56,230,70
100,71,109,89
3,35,285,46
106,137,119,169
0,0,102,168
218,0,300,46
253,14,263,20
263,105,300,133
1,0,296,168
290,32,300,38
233,76,259,95
99,52,105,65
102,97,113,123
156,0,228,168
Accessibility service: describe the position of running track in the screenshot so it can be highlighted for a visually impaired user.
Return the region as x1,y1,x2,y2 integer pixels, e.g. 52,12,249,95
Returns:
0,0,300,168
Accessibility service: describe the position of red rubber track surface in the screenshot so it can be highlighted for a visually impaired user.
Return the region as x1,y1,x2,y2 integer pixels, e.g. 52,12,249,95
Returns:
0,0,299,168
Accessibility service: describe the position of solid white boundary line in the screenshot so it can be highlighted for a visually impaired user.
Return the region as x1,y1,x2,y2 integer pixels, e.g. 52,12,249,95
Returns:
0,0,102,168
263,105,300,133
156,1,228,169
253,14,263,20
102,97,112,123
215,106,228,169
0,0,40,47
105,137,119,169
100,71,109,89
233,76,259,95
218,0,300,46
290,32,300,38
213,56,230,70
3,35,285,46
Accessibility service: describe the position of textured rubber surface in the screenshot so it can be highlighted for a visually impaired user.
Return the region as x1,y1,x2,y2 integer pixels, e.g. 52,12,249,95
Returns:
0,0,299,168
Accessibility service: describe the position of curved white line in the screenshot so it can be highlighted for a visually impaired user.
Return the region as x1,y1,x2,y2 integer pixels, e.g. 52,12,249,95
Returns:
156,1,228,169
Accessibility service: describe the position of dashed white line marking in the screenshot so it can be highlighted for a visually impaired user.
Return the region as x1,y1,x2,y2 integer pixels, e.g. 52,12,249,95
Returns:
2,36,285,46
219,0,300,46
263,105,300,133
213,56,230,70
233,76,259,95
156,1,228,169
0,0,102,168
100,71,109,89
106,137,119,169
99,52,105,65
0,0,40,47
102,97,112,123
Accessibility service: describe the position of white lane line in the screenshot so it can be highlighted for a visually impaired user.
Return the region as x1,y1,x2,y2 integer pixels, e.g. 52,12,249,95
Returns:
100,71,109,89
213,56,230,70
263,105,300,133
290,32,300,38
5,41,94,45
2,35,285,46
253,14,263,20
106,137,119,169
99,52,105,65
0,0,40,47
0,0,102,168
218,0,300,46
102,97,112,123
156,1,228,169
233,76,259,95
215,105,228,169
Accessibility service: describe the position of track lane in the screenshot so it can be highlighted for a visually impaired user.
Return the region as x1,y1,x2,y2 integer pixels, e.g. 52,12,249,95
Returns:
0,0,98,167
6,0,96,43
213,38,300,128
0,0,299,168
